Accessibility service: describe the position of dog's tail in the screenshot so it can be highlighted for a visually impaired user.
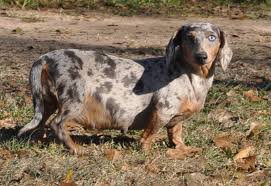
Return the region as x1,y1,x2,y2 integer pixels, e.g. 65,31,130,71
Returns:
18,58,45,137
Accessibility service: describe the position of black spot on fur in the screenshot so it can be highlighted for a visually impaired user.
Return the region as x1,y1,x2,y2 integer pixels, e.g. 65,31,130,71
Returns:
87,69,93,76
94,52,116,78
92,92,102,102
103,68,116,79
157,102,163,109
96,81,113,94
66,83,80,102
68,67,81,80
57,83,65,96
63,110,70,116
94,51,104,63
157,100,170,109
44,56,61,78
104,81,113,91
31,59,42,69
64,50,83,70
106,97,119,116
121,72,137,87
165,100,170,108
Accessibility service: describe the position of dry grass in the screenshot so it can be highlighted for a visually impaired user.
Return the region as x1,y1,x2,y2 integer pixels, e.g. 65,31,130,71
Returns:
0,8,270,185
0,77,270,185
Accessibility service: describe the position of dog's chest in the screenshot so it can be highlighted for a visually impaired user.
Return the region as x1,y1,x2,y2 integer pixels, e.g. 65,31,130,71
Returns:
154,74,214,122
189,74,213,103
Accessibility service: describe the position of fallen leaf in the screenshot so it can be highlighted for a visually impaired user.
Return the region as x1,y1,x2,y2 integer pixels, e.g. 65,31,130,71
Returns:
145,163,160,174
233,146,256,171
243,90,261,102
234,146,255,160
213,133,234,150
0,149,13,159
237,155,256,171
0,118,17,128
267,160,271,167
166,146,202,160
104,149,122,161
246,121,263,138
60,169,77,186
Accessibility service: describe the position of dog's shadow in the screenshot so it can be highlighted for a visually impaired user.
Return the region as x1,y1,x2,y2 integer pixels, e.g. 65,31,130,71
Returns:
0,126,138,149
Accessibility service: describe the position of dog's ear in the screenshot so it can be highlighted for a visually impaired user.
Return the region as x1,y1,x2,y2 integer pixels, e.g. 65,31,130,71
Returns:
165,27,183,67
217,30,233,71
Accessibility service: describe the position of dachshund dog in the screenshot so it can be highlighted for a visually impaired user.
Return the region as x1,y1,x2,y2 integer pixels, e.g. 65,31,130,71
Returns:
18,22,233,154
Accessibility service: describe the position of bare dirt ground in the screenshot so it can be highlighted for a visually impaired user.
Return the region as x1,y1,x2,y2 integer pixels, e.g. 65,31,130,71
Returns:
0,9,270,185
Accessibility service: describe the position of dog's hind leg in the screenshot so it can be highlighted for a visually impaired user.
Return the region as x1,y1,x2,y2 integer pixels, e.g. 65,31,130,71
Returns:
50,112,85,155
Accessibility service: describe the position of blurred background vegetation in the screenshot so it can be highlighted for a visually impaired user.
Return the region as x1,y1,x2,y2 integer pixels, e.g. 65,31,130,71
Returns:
0,0,270,17
0,0,270,9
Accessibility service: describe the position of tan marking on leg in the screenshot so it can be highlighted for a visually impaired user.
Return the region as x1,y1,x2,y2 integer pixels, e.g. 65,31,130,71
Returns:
167,122,185,149
165,98,202,151
140,110,161,151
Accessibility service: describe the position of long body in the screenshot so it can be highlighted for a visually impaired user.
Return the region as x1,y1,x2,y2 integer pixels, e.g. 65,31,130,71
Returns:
36,49,212,129
19,22,232,154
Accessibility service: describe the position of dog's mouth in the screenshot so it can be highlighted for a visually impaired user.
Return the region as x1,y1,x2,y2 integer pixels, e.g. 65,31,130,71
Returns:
196,58,208,65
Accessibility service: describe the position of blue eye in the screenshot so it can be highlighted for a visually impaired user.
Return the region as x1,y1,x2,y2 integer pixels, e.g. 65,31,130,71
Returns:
208,35,216,41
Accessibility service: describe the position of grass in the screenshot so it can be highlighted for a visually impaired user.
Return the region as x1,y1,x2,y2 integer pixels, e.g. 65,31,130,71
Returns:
0,82,270,185
0,6,270,185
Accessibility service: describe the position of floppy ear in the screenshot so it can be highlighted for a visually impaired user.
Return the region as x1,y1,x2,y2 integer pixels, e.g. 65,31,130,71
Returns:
218,30,233,71
165,28,183,67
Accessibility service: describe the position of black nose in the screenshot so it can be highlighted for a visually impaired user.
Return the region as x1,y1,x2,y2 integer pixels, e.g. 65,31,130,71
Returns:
195,52,208,64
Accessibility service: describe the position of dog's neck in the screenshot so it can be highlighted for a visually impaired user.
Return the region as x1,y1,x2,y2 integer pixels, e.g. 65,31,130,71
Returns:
167,58,215,102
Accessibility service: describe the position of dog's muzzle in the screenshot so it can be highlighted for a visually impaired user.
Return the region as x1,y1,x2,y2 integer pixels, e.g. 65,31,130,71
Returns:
195,52,208,65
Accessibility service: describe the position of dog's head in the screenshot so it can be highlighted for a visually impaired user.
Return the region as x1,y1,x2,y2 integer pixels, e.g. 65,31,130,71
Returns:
166,22,233,76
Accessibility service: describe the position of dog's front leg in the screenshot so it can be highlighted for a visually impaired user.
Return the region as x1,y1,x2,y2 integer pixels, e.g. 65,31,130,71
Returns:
166,120,202,155
167,122,186,149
